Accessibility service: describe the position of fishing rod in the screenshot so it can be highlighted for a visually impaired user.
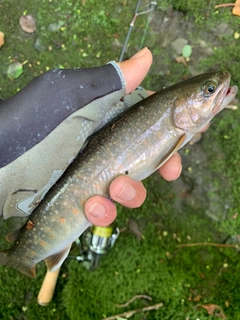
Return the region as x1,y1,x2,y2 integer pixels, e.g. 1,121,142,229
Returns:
119,1,158,62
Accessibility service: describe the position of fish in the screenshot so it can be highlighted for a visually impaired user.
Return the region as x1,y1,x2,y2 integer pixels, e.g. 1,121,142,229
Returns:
0,71,237,278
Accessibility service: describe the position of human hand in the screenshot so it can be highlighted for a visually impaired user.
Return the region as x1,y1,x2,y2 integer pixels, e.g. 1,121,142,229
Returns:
85,48,182,226
0,47,151,220
0,47,186,224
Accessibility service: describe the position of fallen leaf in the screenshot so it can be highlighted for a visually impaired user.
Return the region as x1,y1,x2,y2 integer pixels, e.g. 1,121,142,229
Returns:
231,212,238,219
175,56,187,67
182,44,192,58
19,15,36,33
128,219,143,240
200,304,227,319
193,295,201,302
233,0,240,16
0,31,4,47
7,62,23,79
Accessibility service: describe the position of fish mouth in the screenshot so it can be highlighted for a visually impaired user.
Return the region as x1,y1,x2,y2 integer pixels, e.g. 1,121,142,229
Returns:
212,84,238,115
222,85,238,108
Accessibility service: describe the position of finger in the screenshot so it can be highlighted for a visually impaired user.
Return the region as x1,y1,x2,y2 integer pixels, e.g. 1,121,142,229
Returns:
200,122,210,132
159,153,182,181
147,90,155,95
85,196,117,227
109,175,147,208
118,47,153,94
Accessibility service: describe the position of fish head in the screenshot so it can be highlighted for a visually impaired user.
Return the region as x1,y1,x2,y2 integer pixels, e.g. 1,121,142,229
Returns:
172,71,238,133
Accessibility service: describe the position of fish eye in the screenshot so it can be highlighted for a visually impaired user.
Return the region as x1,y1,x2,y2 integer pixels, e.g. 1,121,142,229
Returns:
202,80,218,95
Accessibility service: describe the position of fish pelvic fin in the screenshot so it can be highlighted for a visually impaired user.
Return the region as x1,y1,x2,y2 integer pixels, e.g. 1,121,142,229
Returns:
45,245,72,272
156,134,187,170
0,250,36,278
6,229,21,243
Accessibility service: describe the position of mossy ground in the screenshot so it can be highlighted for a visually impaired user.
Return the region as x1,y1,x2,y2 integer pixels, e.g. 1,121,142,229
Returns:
0,0,240,319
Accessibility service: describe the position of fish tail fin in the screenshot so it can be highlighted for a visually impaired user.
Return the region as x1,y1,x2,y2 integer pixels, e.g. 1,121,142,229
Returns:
0,250,9,266
0,250,36,278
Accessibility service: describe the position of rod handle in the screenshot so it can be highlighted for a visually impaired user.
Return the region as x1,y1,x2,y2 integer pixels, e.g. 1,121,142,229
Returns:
37,268,61,306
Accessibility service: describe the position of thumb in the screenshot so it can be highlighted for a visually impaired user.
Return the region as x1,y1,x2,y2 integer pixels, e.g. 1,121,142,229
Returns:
117,48,153,94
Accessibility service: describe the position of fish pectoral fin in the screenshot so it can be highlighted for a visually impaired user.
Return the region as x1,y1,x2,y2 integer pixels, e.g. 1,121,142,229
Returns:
45,245,72,272
6,229,20,243
156,134,187,170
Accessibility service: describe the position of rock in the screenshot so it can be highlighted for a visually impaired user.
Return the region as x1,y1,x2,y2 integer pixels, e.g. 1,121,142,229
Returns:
48,21,65,32
171,38,188,55
214,23,233,37
34,38,47,52
197,39,214,55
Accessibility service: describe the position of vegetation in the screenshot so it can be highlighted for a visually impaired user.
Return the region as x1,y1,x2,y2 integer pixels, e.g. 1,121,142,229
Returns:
0,0,240,319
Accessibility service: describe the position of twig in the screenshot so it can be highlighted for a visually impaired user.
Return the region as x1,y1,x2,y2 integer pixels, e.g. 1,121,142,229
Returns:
159,198,168,215
115,295,152,308
177,242,239,248
214,3,236,8
101,302,164,320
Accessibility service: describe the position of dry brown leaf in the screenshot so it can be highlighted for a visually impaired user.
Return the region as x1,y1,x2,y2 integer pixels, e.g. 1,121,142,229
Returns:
231,212,238,219
0,31,4,47
19,15,36,33
200,304,227,319
233,0,240,15
175,56,187,67
193,295,201,302
128,219,143,240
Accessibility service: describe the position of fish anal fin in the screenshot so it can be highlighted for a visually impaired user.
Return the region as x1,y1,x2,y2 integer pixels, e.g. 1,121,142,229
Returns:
156,134,187,170
45,245,72,272
19,265,36,278
6,230,20,243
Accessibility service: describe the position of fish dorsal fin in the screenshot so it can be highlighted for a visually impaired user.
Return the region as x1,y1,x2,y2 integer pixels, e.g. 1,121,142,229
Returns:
45,245,72,272
156,134,187,170
6,229,20,243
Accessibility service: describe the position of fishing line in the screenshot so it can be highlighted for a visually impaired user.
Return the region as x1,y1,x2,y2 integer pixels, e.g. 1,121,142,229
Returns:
139,2,157,50
119,1,158,62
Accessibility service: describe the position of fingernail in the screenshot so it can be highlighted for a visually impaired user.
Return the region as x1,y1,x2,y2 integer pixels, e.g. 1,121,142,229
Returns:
130,47,149,60
88,201,106,217
115,181,136,201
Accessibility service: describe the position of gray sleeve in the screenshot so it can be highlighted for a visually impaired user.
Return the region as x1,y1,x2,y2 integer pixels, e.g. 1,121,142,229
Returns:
0,62,124,168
